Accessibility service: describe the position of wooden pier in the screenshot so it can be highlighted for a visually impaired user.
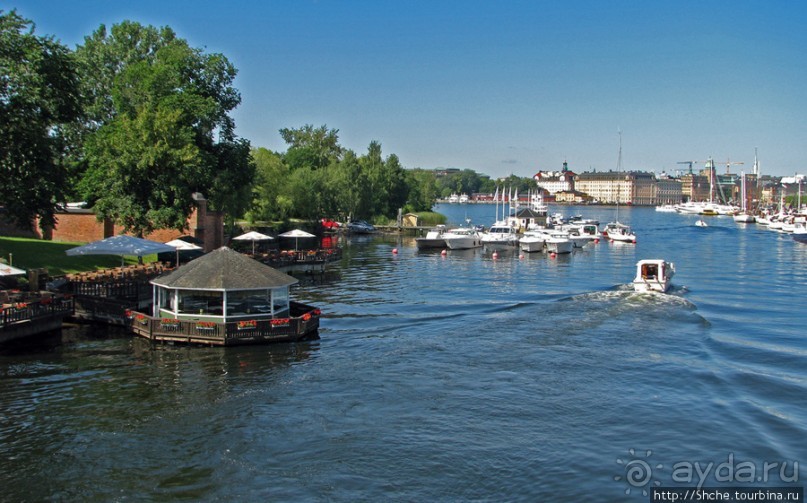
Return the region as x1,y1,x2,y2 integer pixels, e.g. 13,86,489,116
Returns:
0,294,74,344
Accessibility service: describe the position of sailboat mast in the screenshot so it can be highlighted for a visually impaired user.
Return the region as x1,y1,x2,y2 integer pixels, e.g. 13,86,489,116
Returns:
616,129,622,222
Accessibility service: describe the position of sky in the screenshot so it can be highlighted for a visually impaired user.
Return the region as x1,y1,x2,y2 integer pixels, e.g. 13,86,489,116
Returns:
9,0,807,178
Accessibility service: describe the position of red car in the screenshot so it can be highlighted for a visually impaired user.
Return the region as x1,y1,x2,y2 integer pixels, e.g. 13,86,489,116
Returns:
321,218,341,230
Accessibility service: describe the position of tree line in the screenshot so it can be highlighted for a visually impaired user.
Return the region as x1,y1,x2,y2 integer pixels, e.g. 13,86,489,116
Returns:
1,10,537,235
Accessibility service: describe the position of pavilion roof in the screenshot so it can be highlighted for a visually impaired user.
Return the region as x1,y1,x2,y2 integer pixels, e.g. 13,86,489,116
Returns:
151,246,298,290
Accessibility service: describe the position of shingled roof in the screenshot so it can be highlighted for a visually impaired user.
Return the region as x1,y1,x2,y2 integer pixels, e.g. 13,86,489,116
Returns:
151,246,298,290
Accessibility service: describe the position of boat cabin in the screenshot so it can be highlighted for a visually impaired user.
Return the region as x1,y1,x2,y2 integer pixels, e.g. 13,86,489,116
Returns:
633,259,675,293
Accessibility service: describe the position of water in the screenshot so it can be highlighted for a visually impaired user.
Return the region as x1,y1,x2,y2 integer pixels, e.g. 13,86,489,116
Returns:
2,204,806,501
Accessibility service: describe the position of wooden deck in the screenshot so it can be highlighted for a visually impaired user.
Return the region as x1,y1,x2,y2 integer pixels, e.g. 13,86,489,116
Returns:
127,301,320,346
0,295,74,344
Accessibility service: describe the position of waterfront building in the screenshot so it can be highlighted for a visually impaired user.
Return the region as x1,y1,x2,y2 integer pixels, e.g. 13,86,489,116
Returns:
574,171,656,205
533,161,576,194
131,246,321,346
655,173,683,204
679,173,710,202
554,190,589,204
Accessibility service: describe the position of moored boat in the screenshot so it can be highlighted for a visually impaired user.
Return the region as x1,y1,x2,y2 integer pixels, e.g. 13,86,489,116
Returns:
544,230,574,254
480,222,519,248
604,222,636,243
519,230,546,253
443,227,483,250
415,225,447,249
632,259,675,293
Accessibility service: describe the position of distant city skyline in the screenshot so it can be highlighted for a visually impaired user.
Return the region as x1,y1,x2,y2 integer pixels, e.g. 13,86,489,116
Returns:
12,1,807,177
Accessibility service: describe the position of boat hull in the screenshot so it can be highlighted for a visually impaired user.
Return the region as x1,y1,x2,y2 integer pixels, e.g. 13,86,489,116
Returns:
546,239,573,254
415,238,446,249
519,237,545,253
444,237,482,250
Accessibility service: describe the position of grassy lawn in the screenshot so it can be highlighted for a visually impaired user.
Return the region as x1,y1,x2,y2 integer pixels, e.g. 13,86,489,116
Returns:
0,237,155,276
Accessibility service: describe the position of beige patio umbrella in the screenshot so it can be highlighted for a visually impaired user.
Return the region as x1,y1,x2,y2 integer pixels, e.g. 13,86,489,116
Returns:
165,239,203,265
232,231,274,254
279,229,315,250
0,264,26,276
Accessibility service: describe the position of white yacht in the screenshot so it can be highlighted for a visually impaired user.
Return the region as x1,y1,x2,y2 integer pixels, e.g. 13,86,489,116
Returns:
544,230,574,254
480,222,519,247
442,227,483,250
604,222,636,243
519,230,546,253
633,259,675,293
561,224,596,248
415,225,447,249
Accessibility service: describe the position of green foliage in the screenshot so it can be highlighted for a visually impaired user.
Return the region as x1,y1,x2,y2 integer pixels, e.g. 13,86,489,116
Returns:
74,21,250,236
253,126,417,223
0,10,81,230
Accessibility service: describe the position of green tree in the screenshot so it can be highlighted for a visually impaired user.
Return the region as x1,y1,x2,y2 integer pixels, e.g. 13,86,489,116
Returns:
75,21,249,235
0,10,81,230
249,147,288,222
279,124,342,171
406,169,439,212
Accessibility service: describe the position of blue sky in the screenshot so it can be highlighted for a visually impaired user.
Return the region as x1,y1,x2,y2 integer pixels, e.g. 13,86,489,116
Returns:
10,1,807,178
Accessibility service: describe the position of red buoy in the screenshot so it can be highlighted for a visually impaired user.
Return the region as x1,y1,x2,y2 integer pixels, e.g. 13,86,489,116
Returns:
441,249,447,256
392,248,398,254
492,251,499,260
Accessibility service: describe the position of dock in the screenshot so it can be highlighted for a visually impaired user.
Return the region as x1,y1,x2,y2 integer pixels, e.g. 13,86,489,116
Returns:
0,294,74,344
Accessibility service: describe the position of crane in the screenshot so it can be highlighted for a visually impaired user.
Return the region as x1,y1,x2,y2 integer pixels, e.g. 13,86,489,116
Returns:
677,161,707,175
724,159,744,174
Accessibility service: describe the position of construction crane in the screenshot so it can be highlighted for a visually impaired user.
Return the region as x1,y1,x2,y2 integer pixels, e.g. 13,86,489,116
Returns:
677,161,707,174
724,159,744,174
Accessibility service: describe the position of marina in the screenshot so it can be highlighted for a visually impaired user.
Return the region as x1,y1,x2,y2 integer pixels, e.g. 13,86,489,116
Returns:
1,204,806,500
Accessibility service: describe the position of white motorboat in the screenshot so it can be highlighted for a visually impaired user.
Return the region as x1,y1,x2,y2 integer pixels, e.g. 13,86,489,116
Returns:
604,222,636,243
561,225,596,248
415,225,447,249
544,230,573,254
793,222,807,244
632,259,675,293
655,204,678,212
442,227,483,250
480,222,519,247
519,230,546,253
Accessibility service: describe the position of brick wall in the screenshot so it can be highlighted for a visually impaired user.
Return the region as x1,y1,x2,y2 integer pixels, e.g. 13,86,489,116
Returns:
5,199,223,252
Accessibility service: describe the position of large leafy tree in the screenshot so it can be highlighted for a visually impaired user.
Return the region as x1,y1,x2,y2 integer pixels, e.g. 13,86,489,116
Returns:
279,124,342,171
248,147,286,222
75,21,252,235
0,10,81,230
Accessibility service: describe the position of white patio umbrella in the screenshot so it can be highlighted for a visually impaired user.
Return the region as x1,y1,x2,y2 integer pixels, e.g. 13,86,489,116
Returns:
232,230,274,254
0,264,26,276
165,239,203,265
65,235,176,265
279,229,316,250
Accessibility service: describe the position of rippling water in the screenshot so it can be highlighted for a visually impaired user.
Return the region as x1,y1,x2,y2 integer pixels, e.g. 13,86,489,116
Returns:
2,205,806,501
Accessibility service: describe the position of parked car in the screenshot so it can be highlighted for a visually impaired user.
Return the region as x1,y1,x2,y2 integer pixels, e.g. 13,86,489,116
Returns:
321,218,341,231
347,220,376,234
